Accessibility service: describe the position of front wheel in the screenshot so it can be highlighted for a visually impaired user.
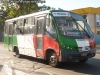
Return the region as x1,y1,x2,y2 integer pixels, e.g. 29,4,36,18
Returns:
48,52,59,67
79,58,88,63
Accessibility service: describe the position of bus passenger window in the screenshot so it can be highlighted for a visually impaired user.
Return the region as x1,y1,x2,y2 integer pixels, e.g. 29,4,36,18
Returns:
37,19,44,34
20,19,24,27
24,19,28,34
46,18,50,26
31,17,35,25
17,20,24,34
13,21,17,34
46,24,55,34
5,22,9,35
9,23,13,35
28,26,35,34
16,21,20,34
27,17,35,34
28,17,35,26
46,20,57,39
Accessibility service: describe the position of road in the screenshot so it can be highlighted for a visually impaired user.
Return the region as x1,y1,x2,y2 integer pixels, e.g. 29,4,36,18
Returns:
0,43,100,75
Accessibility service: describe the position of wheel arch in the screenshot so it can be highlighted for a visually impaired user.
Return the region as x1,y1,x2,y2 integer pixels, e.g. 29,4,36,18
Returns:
45,48,56,60
13,46,19,52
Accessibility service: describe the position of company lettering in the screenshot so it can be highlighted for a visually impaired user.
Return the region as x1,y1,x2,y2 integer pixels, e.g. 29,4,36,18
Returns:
52,12,71,17
57,13,66,15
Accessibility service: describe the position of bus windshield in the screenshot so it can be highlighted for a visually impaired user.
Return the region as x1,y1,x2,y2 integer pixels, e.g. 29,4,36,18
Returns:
51,11,93,39
54,17,91,38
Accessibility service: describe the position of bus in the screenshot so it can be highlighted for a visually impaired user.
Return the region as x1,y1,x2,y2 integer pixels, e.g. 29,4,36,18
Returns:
4,10,96,67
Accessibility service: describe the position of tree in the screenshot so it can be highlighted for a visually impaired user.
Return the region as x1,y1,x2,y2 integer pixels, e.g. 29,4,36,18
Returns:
0,5,7,31
0,0,46,18
0,0,46,31
39,5,56,11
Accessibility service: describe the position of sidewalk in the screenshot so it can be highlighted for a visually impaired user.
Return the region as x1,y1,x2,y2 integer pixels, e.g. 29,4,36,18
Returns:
96,45,100,48
96,45,100,51
0,42,5,48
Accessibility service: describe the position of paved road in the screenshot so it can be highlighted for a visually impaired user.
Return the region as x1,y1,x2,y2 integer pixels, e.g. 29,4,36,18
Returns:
0,43,100,75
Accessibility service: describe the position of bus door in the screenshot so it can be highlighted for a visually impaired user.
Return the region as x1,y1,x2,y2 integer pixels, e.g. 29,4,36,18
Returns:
8,23,13,51
35,17,45,58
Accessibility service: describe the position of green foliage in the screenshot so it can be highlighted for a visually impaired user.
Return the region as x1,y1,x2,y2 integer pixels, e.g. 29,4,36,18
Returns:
39,5,56,11
0,1,40,31
8,7,17,18
15,2,39,16
3,2,39,18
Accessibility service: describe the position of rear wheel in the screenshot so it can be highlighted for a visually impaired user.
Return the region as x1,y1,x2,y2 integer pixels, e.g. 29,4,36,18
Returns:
48,52,59,67
79,58,88,63
14,47,21,58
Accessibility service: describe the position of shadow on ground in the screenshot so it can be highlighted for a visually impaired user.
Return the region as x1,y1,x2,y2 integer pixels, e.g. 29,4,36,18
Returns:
15,54,100,75
18,55,48,65
59,59,100,75
0,65,3,71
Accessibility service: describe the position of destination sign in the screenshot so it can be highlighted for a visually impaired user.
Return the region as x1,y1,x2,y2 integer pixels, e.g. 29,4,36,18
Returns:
52,12,71,17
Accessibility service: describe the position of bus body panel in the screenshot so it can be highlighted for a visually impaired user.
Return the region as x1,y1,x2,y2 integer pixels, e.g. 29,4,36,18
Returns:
75,39,90,51
17,35,36,57
33,35,44,58
34,16,46,58
4,35,9,49
4,10,96,66
58,35,78,51
4,35,9,46
43,35,60,60
60,48,96,62
12,35,18,46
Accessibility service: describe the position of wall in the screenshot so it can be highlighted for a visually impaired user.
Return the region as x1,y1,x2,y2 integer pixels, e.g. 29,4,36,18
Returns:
87,14,96,34
86,14,100,45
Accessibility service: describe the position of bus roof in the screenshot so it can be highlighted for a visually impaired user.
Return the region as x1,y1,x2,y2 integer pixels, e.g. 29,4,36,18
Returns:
5,10,79,22
5,10,50,22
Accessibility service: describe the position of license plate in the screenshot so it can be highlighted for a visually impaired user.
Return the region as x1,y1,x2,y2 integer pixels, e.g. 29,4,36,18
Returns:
81,53,87,56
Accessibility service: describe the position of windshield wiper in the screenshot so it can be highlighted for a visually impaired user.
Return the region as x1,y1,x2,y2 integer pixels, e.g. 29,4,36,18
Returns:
72,18,90,38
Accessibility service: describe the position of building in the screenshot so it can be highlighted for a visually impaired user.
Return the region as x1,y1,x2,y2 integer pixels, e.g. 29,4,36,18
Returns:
71,7,100,46
71,7,100,34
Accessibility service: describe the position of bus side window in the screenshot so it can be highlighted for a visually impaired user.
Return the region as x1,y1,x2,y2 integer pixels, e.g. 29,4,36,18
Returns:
9,23,13,35
46,14,50,34
5,22,9,35
27,17,35,34
16,21,20,34
17,19,24,34
13,21,17,34
46,15,50,27
24,19,28,34
46,15,57,39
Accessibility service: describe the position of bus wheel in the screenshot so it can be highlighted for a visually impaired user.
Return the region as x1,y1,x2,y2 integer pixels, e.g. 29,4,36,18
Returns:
48,52,59,67
15,47,21,58
79,58,88,63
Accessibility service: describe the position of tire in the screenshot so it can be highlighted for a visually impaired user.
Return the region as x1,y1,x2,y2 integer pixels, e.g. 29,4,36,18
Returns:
79,58,88,63
48,52,59,67
15,47,21,58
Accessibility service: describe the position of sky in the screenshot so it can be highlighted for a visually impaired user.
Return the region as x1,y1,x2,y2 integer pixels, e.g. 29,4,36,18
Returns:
38,0,100,10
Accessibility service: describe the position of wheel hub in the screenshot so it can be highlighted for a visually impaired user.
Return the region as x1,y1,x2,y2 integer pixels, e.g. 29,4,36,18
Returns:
50,56,56,63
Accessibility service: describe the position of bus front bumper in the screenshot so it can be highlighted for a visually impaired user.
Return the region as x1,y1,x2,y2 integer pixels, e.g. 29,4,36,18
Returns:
59,48,96,62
